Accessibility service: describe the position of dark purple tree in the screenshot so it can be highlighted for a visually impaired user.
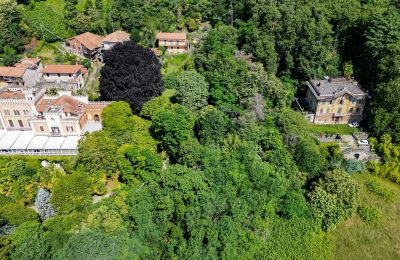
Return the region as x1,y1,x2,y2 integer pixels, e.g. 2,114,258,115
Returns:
100,41,164,113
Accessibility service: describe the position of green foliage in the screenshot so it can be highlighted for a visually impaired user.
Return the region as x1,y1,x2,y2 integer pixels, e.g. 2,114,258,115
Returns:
0,0,25,51
23,0,72,42
77,131,119,179
308,170,360,231
197,105,230,145
51,172,92,215
54,230,147,259
0,203,38,226
1,47,19,66
367,135,400,184
365,179,394,201
357,205,381,225
151,104,195,158
119,145,162,185
176,138,203,167
173,70,209,111
86,205,125,233
140,95,172,119
259,217,333,259
6,221,49,260
345,159,366,174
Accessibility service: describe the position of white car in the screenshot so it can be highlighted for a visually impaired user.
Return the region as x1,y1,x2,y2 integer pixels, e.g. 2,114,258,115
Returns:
357,139,369,145
348,122,359,128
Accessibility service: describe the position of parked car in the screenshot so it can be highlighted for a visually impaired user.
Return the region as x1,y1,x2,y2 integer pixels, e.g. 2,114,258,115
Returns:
357,139,369,145
348,122,359,128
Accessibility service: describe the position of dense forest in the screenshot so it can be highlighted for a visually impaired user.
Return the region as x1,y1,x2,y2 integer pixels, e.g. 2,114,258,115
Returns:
1,0,400,259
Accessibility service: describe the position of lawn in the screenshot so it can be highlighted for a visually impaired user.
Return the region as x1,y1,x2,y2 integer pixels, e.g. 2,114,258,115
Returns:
162,53,190,75
331,173,400,260
310,124,359,135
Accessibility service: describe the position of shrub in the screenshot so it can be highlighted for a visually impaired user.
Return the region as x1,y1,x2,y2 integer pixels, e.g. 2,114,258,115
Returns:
345,159,365,174
308,170,360,231
51,172,92,214
0,203,38,226
365,180,394,202
357,206,381,225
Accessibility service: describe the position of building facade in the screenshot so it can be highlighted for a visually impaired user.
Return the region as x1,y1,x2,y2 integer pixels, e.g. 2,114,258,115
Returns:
303,77,369,124
66,32,104,59
156,32,187,52
66,31,131,61
40,65,88,89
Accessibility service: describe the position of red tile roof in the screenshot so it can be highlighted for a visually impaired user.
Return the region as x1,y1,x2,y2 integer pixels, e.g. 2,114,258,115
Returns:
69,32,104,50
157,32,186,41
0,67,26,78
21,57,41,65
0,91,25,99
40,65,84,74
36,95,86,114
102,31,130,43
14,57,41,69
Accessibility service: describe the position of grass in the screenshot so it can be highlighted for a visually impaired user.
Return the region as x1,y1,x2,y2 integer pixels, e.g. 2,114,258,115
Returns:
310,124,359,135
162,53,190,75
331,173,400,260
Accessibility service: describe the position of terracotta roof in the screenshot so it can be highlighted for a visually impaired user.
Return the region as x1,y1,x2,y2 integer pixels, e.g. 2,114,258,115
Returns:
21,57,41,65
36,95,86,114
156,32,186,41
86,103,109,109
80,67,88,75
0,67,26,78
69,32,104,50
0,90,25,99
41,64,84,74
102,31,130,43
14,57,41,69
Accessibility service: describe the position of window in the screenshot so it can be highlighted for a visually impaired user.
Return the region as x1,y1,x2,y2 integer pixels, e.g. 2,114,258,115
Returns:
8,120,14,127
68,74,72,77
66,126,74,132
349,108,354,113
320,108,324,114
337,107,342,114
18,120,24,127
23,109,29,115
40,126,44,132
4,109,10,115
13,110,20,115
57,73,60,77
339,98,344,105
356,108,361,113
329,100,333,104
46,73,49,77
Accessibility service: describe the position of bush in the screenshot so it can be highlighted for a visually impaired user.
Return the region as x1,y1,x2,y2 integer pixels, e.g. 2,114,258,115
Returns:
0,203,38,226
308,170,360,231
357,206,381,225
365,180,394,202
51,173,92,214
345,159,366,174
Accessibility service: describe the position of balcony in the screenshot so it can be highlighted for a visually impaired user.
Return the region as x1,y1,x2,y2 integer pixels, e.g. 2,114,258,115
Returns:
334,113,344,117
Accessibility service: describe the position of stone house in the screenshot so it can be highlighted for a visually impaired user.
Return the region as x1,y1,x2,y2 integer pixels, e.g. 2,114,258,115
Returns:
303,77,369,124
66,32,104,59
156,32,187,52
40,64,88,89
66,31,130,61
